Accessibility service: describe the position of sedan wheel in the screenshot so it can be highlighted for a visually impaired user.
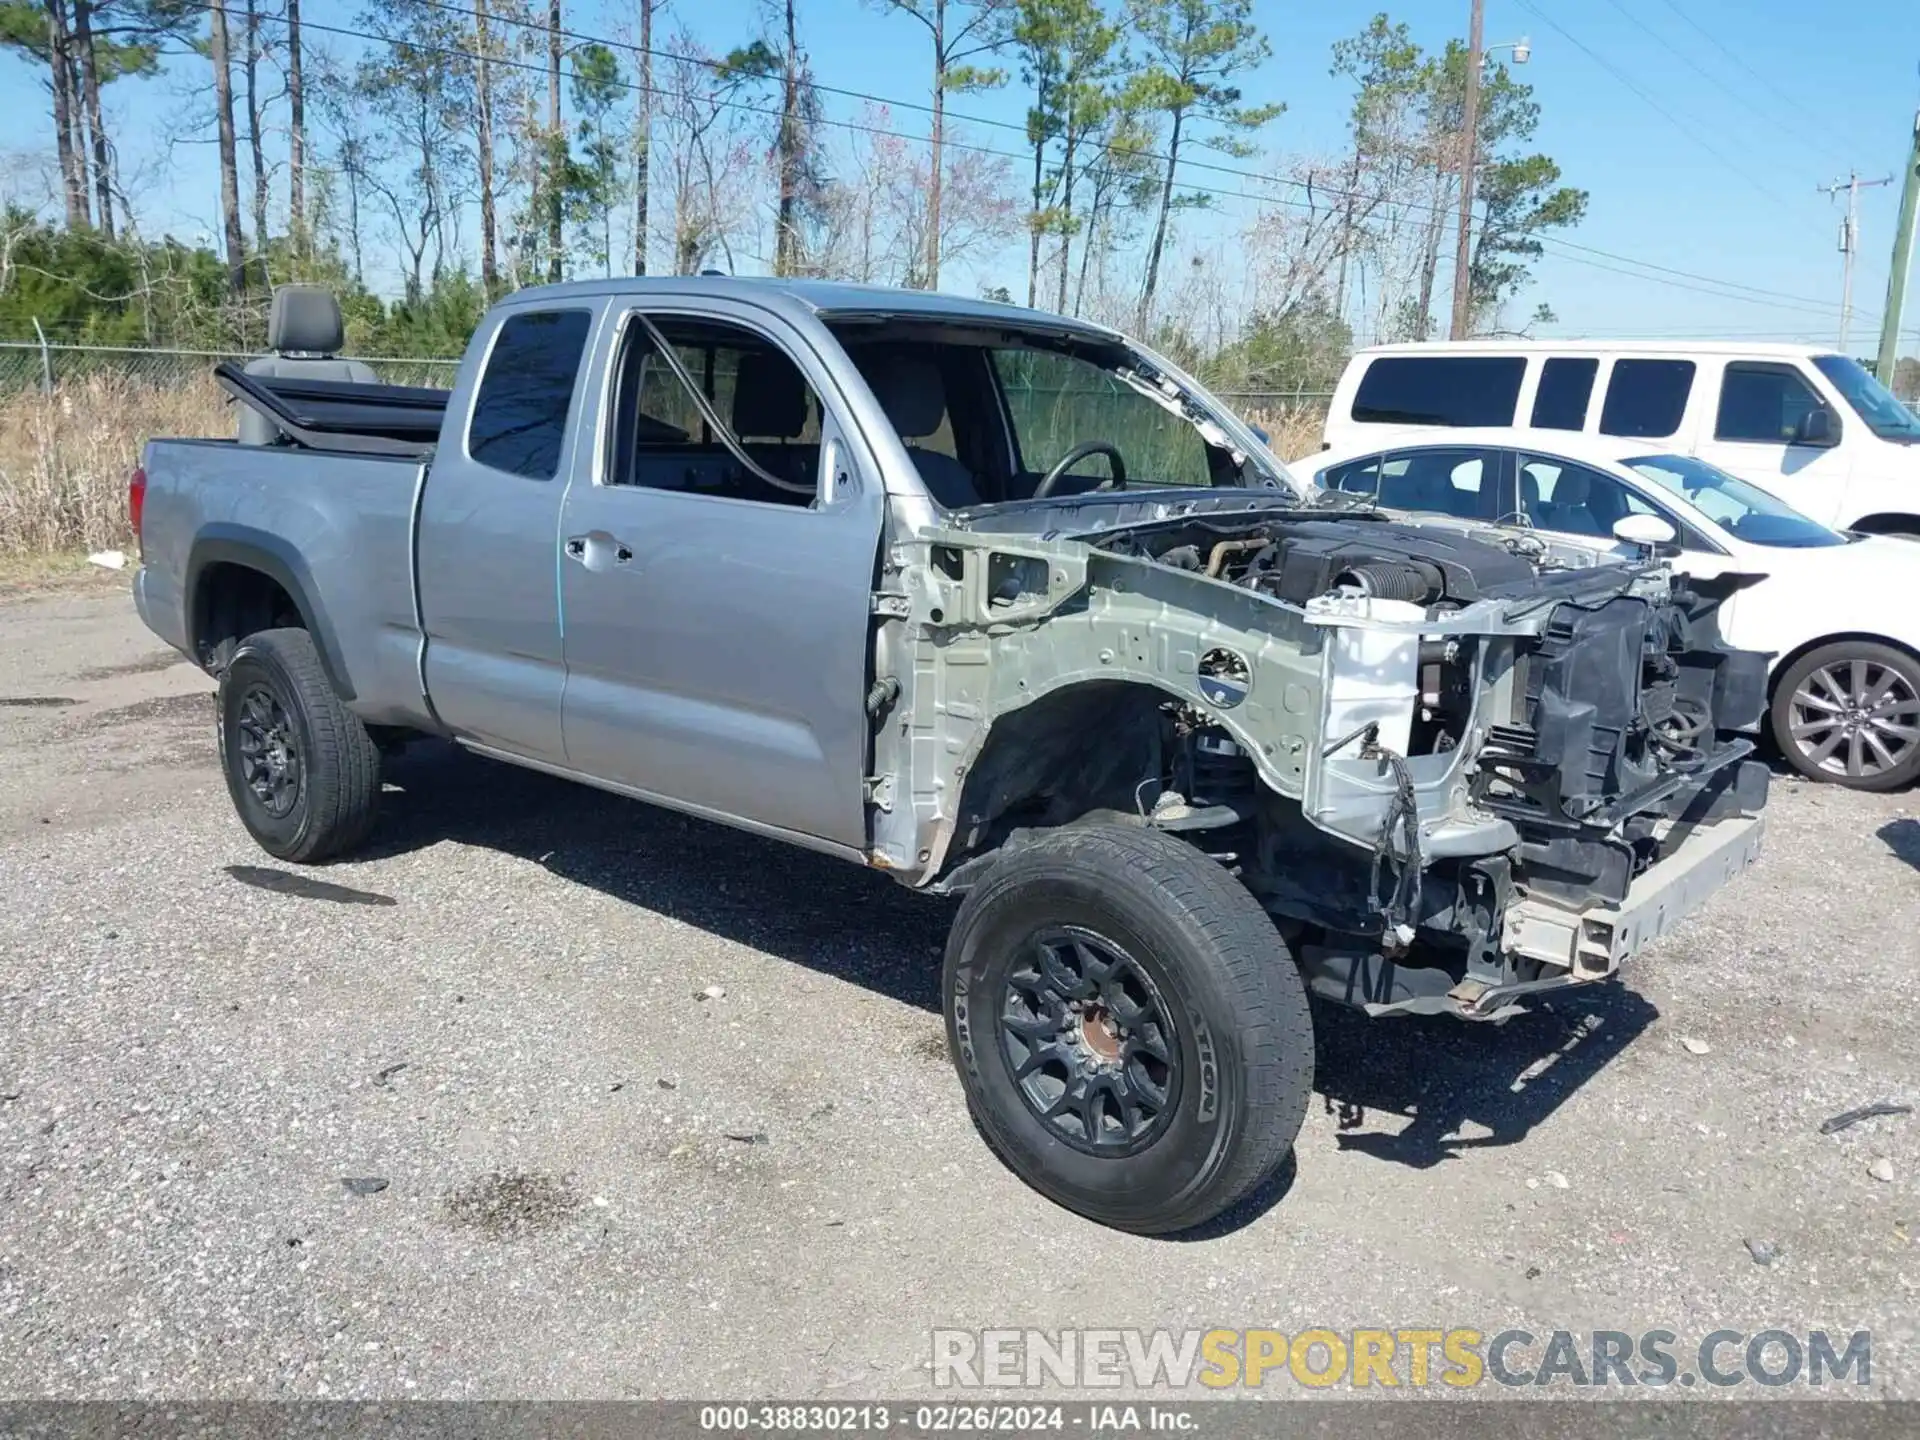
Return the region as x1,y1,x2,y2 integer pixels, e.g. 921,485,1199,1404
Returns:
1772,642,1920,791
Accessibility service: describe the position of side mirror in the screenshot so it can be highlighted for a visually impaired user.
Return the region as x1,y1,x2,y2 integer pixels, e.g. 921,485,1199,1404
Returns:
1794,408,1837,447
1249,423,1271,446
1613,513,1677,552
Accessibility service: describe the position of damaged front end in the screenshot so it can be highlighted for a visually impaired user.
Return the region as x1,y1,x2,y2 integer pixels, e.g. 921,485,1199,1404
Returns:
870,494,1769,1022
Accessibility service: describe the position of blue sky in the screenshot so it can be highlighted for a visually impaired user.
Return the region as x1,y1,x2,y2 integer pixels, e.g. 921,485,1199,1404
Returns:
6,0,1919,355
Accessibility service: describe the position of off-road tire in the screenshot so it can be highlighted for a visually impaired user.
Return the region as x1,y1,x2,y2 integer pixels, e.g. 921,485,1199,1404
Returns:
217,628,381,862
1770,639,1920,792
943,824,1314,1234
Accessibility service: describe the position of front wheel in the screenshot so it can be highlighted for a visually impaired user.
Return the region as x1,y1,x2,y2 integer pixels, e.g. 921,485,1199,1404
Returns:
1771,640,1920,791
943,824,1314,1234
217,627,382,861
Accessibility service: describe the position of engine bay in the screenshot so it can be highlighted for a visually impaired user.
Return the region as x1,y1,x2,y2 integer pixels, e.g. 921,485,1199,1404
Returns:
1094,512,1544,609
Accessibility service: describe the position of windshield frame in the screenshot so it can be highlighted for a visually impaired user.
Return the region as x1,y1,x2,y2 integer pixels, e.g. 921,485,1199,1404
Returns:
1622,451,1849,549
1810,354,1920,442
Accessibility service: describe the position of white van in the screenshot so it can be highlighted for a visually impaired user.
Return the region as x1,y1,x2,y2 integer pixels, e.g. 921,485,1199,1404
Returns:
1322,341,1920,534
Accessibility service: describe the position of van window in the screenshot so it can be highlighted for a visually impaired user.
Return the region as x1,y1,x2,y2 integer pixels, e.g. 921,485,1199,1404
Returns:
1350,356,1524,427
1530,357,1598,430
1715,362,1828,444
467,309,593,480
1599,359,1695,439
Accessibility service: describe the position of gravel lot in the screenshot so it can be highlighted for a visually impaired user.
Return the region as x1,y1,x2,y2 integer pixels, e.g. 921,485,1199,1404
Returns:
1,582,1917,1401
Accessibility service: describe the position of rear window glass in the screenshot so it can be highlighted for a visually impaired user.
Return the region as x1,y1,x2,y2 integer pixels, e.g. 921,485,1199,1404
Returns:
1530,357,1598,430
468,309,593,479
1599,359,1695,439
1350,356,1524,427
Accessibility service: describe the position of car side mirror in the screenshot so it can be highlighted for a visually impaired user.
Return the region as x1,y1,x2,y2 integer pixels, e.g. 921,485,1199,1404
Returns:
1613,513,1678,554
1794,408,1837,447
1249,423,1271,446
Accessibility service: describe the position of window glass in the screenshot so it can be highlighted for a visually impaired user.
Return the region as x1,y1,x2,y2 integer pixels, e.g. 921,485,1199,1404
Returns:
1366,447,1500,519
993,349,1212,488
1624,453,1846,548
1598,359,1695,438
1519,455,1669,539
1811,353,1920,440
1319,455,1381,496
1715,363,1828,443
606,316,823,507
1350,356,1524,427
1530,357,1598,430
467,310,592,479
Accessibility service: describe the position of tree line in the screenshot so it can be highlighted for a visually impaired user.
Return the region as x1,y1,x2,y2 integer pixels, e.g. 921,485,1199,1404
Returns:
0,0,1587,391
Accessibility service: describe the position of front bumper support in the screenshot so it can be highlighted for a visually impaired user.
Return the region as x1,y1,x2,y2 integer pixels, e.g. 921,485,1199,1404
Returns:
1501,812,1767,979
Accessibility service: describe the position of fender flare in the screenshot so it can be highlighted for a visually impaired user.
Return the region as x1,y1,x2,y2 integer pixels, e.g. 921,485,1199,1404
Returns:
185,523,357,700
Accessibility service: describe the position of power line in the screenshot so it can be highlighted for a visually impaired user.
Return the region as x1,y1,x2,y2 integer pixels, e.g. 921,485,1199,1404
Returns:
1592,0,1852,173
1651,0,1861,160
180,0,1845,322
1511,0,1813,216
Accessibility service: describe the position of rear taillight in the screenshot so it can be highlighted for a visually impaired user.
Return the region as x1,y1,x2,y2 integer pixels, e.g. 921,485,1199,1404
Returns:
128,464,146,556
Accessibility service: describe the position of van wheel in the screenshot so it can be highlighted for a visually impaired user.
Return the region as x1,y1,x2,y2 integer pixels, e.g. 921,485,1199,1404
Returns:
1771,640,1920,791
217,628,381,861
943,824,1313,1235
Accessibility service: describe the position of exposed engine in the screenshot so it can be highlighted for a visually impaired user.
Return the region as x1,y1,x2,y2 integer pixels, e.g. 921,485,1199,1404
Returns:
1099,514,1540,609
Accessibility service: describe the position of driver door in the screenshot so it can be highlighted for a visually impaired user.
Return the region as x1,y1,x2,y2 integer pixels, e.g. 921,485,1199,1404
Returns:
555,303,887,851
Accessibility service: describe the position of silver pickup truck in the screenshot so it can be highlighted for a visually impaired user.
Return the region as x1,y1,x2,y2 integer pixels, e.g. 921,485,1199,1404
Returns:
131,278,1769,1234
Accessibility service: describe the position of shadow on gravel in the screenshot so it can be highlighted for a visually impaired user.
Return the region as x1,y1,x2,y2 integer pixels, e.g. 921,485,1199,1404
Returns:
1311,986,1658,1169
1877,818,1920,871
365,740,952,1015
225,863,397,906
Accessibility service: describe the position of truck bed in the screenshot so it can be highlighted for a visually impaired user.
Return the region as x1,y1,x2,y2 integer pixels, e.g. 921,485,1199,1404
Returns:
214,363,448,456
133,436,435,730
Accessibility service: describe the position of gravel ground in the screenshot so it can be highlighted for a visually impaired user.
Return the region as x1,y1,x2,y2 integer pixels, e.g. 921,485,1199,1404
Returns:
1,585,1916,1401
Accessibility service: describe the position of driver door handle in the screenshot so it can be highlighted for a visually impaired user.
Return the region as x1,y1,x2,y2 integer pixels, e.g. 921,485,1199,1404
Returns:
564,532,635,568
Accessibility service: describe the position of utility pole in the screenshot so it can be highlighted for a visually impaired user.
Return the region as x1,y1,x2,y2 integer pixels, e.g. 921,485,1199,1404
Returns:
1820,172,1890,351
1448,0,1485,341
1876,107,1920,381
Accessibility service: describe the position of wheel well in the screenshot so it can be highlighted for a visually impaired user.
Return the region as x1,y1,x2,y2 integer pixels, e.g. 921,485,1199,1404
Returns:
945,681,1175,871
1847,513,1920,537
1767,631,1920,700
193,561,306,669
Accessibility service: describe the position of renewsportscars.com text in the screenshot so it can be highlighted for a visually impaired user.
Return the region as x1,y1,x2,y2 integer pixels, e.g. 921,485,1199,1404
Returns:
931,1327,1872,1390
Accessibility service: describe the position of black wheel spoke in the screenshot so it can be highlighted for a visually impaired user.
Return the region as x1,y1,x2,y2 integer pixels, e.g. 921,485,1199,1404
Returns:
998,926,1180,1157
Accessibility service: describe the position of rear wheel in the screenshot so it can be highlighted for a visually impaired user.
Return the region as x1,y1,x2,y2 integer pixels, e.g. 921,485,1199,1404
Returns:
943,824,1313,1234
1771,640,1920,791
217,628,382,861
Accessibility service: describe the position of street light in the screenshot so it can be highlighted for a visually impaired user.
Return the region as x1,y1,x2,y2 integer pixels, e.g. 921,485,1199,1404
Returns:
1484,36,1530,68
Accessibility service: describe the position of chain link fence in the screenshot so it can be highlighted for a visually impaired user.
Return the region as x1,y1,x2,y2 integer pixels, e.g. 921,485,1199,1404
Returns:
0,341,462,394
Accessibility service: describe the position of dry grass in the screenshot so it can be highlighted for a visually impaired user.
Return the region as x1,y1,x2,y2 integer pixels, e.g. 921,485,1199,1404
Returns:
0,376,227,557
1240,401,1329,467
0,375,1330,559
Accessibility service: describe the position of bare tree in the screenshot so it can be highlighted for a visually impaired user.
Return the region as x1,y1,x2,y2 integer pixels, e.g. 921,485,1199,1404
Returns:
872,0,1009,289
473,0,498,289
243,0,272,260
208,0,246,293
287,0,306,255
545,0,561,280
42,0,92,228
71,0,114,236
631,0,654,273
657,33,760,274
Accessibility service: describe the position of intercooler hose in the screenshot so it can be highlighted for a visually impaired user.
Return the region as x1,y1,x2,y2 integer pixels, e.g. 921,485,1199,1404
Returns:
1334,561,1441,604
